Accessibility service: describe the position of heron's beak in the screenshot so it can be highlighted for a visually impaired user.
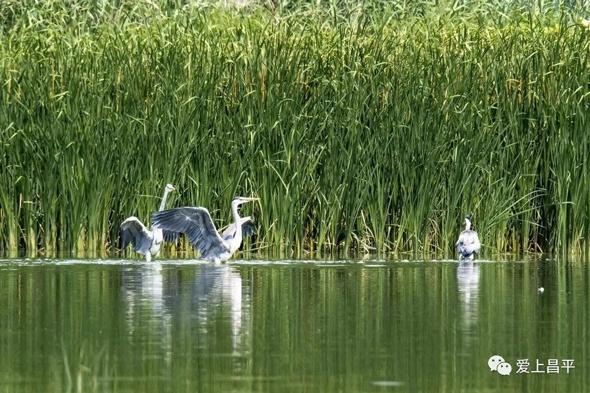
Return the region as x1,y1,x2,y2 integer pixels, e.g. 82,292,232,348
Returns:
239,197,260,207
171,185,176,191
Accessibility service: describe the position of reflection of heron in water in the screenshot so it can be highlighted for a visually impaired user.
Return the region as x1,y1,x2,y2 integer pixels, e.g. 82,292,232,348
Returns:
189,265,247,350
122,264,171,351
456,261,480,334
122,264,249,355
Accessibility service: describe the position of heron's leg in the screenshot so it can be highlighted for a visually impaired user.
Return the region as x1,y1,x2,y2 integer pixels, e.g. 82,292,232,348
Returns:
145,252,152,262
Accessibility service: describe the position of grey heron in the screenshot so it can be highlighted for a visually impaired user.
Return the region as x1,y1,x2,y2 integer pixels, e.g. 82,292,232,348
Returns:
151,196,259,263
456,214,481,260
120,183,178,262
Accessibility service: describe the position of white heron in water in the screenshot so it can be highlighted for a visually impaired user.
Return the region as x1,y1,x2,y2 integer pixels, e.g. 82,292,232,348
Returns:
151,196,259,263
456,214,481,260
120,183,178,262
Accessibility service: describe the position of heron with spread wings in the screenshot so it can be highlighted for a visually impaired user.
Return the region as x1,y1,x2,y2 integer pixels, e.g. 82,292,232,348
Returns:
456,214,481,260
120,183,178,262
151,196,259,263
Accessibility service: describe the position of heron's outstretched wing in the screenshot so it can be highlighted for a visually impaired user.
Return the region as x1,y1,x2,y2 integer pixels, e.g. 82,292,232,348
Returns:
120,217,153,253
162,230,180,243
152,207,229,258
221,216,256,241
456,230,481,256
151,226,181,244
242,220,256,237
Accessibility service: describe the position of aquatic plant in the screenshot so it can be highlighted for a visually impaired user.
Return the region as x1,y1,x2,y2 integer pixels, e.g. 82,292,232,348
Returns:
0,1,589,258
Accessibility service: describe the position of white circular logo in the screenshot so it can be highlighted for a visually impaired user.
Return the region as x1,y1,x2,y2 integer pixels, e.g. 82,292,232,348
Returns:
497,362,512,376
488,355,505,372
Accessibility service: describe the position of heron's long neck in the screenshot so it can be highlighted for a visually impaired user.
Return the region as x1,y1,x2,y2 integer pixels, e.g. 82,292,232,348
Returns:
159,189,171,211
231,202,242,236
465,219,471,231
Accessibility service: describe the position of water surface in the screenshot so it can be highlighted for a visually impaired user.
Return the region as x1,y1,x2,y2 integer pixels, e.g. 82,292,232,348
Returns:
0,259,587,392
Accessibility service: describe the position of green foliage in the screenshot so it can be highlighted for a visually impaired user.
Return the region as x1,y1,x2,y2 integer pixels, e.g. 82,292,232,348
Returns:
0,1,589,258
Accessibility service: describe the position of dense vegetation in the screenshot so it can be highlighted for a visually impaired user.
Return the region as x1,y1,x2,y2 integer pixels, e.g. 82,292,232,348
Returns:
0,1,589,258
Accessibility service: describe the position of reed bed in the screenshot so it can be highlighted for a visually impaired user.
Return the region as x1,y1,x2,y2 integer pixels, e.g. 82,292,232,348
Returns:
0,1,589,258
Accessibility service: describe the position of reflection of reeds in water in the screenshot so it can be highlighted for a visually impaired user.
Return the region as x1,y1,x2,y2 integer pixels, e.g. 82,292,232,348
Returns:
60,342,111,393
2,262,589,392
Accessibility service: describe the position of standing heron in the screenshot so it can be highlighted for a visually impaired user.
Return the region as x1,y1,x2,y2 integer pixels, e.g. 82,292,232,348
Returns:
151,196,259,263
120,183,178,262
456,214,481,260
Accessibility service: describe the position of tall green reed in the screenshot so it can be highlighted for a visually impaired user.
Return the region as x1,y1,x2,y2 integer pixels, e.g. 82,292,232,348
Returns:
0,2,588,258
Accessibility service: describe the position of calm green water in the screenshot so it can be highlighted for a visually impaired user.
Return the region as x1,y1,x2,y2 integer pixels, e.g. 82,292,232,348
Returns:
0,259,588,393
